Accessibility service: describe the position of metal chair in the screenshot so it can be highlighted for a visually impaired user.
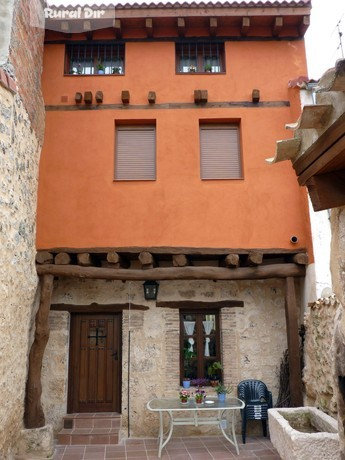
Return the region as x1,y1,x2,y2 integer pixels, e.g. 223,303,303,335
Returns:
237,379,273,443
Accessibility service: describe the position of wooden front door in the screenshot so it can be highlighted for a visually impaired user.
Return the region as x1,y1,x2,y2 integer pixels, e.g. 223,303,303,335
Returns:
68,314,121,413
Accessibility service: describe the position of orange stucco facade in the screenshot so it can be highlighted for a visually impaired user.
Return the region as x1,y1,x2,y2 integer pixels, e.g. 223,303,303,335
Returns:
37,7,313,254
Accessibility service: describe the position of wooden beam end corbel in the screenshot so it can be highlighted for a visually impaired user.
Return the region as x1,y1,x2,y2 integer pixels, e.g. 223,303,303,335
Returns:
145,18,153,38
194,89,208,104
241,17,250,36
177,17,185,37
121,90,130,105
113,18,122,38
273,16,283,37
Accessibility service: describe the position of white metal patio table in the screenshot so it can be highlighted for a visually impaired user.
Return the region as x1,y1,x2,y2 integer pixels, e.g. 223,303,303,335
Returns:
147,397,245,457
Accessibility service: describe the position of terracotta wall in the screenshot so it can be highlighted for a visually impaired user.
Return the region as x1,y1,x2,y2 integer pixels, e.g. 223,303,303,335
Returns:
37,37,312,253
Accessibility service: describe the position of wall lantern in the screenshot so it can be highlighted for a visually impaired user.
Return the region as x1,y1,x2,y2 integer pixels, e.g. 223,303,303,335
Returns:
143,280,159,300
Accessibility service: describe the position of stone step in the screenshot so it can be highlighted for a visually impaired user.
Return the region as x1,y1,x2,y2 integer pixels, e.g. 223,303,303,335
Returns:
57,413,121,445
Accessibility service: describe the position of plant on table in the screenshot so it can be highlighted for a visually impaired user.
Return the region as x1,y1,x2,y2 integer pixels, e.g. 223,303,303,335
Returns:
215,383,233,401
194,387,206,404
179,389,190,403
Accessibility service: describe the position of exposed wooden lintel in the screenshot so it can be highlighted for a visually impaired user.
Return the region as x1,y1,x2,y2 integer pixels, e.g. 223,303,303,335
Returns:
172,254,190,267
157,300,244,309
36,263,305,281
51,303,149,312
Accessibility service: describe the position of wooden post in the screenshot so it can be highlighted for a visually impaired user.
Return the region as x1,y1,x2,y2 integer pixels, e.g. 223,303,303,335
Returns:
24,275,54,428
285,277,303,406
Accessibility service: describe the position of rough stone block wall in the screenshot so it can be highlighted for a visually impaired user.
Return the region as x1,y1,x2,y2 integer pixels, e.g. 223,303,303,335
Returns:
45,278,289,439
303,295,339,416
8,0,45,143
0,0,44,457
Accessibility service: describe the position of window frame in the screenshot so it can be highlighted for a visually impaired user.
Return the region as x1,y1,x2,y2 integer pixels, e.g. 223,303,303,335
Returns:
114,124,156,181
64,42,125,75
180,310,221,384
176,41,225,74
199,123,243,180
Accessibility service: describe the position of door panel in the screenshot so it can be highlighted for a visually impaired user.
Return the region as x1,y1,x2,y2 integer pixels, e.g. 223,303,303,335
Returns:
68,314,121,413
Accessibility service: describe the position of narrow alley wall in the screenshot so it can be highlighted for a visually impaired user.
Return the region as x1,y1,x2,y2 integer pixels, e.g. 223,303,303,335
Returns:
0,0,45,457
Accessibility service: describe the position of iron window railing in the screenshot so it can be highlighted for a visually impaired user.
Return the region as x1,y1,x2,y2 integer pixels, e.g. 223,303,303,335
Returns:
65,43,125,75
176,42,225,73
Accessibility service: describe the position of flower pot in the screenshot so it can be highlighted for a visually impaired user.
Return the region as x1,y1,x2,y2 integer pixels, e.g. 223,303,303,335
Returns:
180,398,189,404
183,380,190,389
218,392,226,402
195,398,203,404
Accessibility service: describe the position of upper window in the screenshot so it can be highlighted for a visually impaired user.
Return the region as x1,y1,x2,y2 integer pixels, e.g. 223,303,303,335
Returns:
180,311,220,383
65,43,125,75
115,125,156,181
176,42,225,74
200,124,242,180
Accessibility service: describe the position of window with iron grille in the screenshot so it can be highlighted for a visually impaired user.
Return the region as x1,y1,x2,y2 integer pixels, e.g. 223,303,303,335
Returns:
180,311,221,383
176,42,225,73
200,124,243,180
65,43,125,75
115,125,156,181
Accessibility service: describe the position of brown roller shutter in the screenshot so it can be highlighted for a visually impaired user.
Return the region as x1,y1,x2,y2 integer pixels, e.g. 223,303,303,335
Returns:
115,125,156,180
200,125,242,179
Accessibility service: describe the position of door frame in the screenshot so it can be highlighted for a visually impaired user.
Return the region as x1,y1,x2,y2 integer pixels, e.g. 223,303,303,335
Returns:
67,312,122,413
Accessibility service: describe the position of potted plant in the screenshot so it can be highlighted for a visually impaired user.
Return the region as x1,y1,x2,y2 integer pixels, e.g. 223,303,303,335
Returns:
215,383,232,402
194,387,206,404
179,389,190,404
112,66,121,74
97,62,105,74
188,64,197,72
207,361,223,387
204,63,212,72
182,377,191,388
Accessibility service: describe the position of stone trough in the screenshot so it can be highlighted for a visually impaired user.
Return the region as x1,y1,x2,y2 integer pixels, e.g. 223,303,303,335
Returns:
268,407,340,460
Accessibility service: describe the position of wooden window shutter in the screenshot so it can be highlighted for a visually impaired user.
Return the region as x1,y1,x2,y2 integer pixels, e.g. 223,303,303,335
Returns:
115,126,156,180
200,125,242,179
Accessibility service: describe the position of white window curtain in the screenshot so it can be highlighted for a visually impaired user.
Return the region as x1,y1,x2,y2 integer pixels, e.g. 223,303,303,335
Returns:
184,321,195,353
203,320,214,356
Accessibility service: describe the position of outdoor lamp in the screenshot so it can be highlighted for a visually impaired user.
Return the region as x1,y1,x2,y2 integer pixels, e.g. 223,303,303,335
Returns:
143,280,159,300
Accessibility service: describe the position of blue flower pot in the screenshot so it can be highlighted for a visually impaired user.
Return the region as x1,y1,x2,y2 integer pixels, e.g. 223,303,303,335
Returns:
183,380,191,388
218,393,226,402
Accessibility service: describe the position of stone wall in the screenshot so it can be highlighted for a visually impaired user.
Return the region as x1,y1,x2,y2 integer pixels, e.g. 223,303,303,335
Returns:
0,0,44,457
43,278,290,438
303,295,339,416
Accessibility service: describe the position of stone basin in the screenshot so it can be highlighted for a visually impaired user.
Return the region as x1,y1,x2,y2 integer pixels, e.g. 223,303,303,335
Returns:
268,407,340,460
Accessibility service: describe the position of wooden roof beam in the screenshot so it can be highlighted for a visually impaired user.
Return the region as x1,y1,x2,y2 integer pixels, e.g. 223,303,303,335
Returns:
36,263,306,281
139,251,156,269
172,254,190,267
209,17,217,36
145,18,153,37
299,15,310,37
113,18,122,38
306,170,345,211
273,16,283,37
177,17,185,37
241,17,250,36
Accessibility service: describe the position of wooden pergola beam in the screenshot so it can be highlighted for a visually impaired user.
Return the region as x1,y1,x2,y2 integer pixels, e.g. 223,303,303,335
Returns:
36,263,305,280
24,275,54,428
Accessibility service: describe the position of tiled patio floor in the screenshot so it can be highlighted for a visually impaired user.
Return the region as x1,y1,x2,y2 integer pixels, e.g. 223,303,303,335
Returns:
53,436,281,459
